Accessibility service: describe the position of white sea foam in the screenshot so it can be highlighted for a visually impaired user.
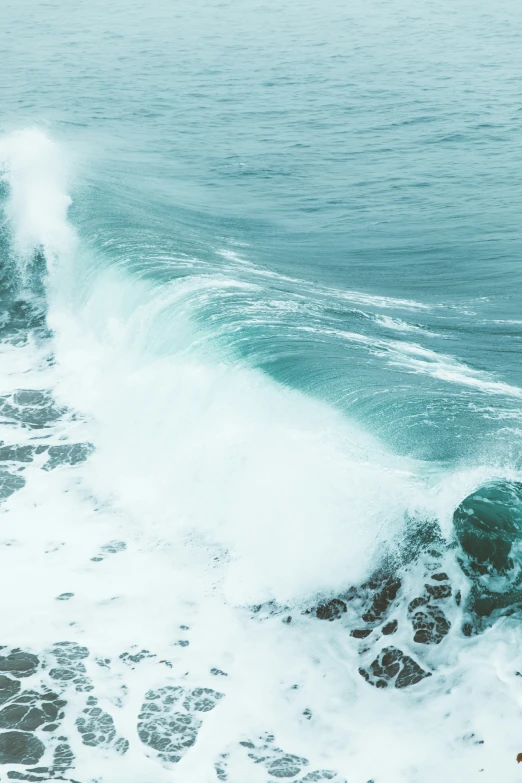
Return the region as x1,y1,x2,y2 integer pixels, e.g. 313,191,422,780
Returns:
374,313,439,336
1,130,522,783
0,128,76,282
298,324,522,399
385,341,522,398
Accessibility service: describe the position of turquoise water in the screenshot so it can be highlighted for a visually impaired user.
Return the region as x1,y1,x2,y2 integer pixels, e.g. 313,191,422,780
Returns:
1,1,522,781
5,0,522,462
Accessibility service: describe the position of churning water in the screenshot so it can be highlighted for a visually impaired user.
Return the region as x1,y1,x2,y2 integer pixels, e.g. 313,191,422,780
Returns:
1,1,522,781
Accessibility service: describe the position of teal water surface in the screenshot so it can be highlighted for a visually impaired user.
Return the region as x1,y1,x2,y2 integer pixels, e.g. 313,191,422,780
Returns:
2,0,522,465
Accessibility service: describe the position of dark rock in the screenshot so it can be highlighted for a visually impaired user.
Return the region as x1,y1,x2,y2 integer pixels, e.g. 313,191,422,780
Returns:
52,642,89,663
120,650,154,665
50,642,91,693
399,516,446,565
0,731,45,765
43,443,94,471
462,622,475,637
0,677,21,705
0,390,64,429
425,583,452,600
0,688,65,733
454,483,522,625
0,470,26,502
266,753,308,778
13,391,47,406
395,655,432,688
49,669,76,682
0,653,39,679
76,697,117,747
411,606,450,645
382,620,398,636
359,646,431,689
138,686,223,765
316,599,347,621
361,575,401,624
115,737,129,755
240,735,308,779
408,596,428,612
454,481,522,572
431,572,449,582
0,445,34,463
0,704,47,732
351,629,372,639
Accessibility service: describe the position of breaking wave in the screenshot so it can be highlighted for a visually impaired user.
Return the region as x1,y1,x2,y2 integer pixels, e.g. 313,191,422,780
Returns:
0,130,522,783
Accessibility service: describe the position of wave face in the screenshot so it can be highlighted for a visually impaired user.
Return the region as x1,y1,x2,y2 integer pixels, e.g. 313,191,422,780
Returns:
1,2,522,781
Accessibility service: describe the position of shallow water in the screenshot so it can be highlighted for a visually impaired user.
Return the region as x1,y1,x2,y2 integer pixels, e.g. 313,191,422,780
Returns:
1,1,522,781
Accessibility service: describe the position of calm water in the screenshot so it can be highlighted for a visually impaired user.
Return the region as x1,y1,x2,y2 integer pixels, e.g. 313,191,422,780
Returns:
1,1,522,781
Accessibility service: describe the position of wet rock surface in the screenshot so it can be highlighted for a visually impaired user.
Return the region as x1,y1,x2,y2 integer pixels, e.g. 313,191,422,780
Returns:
0,375,95,511
410,603,450,645
0,642,132,780
76,696,118,749
0,677,21,706
138,685,224,766
0,648,69,776
315,599,347,621
359,646,431,689
304,524,458,687
50,642,91,693
0,732,45,765
43,444,94,471
361,574,402,626
0,653,39,680
215,734,346,782
0,470,26,502
0,391,65,431
407,573,453,646
0,690,65,732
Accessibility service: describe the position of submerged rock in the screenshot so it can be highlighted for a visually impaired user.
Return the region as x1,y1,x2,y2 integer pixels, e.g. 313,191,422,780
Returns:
454,481,522,573
0,470,26,502
43,443,94,471
0,391,64,430
454,481,522,630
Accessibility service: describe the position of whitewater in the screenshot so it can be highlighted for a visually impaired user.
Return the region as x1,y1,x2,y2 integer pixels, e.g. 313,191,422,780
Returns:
2,1,522,781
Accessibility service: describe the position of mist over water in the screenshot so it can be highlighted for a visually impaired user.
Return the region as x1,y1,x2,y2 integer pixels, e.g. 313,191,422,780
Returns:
1,2,522,781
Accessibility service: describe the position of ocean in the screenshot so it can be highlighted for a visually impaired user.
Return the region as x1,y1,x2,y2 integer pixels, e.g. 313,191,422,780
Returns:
1,0,522,780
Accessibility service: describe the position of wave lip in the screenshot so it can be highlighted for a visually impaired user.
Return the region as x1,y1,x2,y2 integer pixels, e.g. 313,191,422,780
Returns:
0,128,75,287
